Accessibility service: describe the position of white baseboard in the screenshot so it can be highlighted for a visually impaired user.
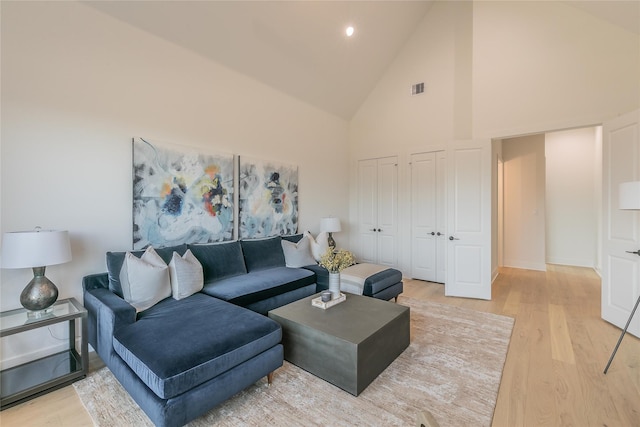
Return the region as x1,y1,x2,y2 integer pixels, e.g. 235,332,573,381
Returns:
546,257,595,268
503,259,547,271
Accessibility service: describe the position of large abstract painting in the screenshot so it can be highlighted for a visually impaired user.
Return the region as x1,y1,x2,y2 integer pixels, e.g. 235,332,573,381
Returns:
239,157,298,239
133,138,234,249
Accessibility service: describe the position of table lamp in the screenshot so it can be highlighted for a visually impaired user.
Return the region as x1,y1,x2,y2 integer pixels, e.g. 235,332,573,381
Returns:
320,217,341,250
604,181,640,373
1,228,72,315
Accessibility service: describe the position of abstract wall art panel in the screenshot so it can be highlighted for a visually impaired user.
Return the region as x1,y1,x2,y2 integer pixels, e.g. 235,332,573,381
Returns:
132,138,234,249
239,156,298,239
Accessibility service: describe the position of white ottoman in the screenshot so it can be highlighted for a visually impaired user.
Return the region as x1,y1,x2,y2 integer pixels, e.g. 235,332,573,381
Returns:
339,263,403,301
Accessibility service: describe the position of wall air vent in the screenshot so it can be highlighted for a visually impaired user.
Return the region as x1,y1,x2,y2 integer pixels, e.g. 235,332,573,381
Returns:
411,82,425,96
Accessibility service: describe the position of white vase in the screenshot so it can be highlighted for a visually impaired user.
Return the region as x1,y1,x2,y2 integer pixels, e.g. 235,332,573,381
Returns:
328,272,341,299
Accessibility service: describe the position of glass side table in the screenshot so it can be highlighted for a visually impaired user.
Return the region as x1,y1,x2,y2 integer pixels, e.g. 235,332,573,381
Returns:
0,298,88,409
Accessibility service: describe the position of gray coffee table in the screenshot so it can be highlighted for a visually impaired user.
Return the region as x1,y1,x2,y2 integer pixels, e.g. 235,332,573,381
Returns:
268,293,410,396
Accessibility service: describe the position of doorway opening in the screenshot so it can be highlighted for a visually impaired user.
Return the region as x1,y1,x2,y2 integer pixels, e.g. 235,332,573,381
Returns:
497,125,603,272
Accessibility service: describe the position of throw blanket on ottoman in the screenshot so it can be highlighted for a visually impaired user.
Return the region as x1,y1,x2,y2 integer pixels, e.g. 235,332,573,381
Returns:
340,263,390,295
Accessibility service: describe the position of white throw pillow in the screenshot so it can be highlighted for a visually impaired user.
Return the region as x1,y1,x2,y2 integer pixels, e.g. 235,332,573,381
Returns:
119,246,171,312
281,235,317,268
305,231,329,262
169,249,204,300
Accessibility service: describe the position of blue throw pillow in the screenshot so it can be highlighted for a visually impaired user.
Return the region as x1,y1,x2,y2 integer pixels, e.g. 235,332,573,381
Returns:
240,237,286,272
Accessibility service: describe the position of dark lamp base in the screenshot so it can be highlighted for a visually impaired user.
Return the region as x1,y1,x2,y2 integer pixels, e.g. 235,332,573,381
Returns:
20,266,59,312
328,232,336,250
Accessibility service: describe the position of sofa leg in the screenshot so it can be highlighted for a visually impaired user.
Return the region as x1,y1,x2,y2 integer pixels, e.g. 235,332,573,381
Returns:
267,372,274,386
394,296,399,303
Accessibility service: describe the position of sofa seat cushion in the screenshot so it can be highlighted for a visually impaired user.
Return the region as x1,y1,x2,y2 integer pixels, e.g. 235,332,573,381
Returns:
112,293,281,400
201,267,315,307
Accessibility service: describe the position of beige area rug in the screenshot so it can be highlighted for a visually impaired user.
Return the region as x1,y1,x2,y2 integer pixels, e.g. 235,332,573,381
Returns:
74,296,514,426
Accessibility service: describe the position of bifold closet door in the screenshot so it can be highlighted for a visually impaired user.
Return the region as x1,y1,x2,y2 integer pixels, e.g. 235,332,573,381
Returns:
411,151,446,282
357,156,398,267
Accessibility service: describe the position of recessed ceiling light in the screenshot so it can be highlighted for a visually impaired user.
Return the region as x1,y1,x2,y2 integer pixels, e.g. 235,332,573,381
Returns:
345,26,355,37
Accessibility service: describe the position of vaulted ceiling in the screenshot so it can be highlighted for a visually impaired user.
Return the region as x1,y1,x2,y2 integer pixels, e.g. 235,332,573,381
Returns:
87,1,639,120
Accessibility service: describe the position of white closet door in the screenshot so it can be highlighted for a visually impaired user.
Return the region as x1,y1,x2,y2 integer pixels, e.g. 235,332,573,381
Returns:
435,151,447,283
411,152,437,281
357,156,398,267
358,159,378,264
445,140,492,300
602,109,640,337
376,157,398,267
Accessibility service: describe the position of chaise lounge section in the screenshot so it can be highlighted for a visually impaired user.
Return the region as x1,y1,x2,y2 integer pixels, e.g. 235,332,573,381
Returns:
83,278,283,427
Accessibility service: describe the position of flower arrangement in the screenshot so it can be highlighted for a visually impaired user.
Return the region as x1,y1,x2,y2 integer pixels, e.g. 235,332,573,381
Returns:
319,248,356,273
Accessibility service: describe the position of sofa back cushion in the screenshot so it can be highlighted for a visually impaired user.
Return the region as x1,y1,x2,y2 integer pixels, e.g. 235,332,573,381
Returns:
240,237,286,272
189,241,247,283
106,244,187,297
281,234,303,243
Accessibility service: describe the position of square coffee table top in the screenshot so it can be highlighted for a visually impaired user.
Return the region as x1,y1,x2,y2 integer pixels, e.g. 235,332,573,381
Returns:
268,292,409,344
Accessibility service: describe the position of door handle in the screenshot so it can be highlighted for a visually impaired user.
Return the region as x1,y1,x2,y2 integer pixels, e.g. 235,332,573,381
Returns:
430,232,435,236
626,250,640,256
449,236,460,241
437,232,442,236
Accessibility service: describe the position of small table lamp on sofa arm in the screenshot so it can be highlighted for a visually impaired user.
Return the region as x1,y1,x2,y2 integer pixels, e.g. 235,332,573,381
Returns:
321,217,341,250
1,228,72,316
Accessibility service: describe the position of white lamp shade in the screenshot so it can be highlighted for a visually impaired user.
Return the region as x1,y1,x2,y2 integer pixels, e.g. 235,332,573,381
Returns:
320,217,341,233
619,181,640,210
1,229,72,269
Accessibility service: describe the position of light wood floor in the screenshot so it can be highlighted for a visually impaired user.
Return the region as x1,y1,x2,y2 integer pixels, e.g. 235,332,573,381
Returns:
2,265,639,426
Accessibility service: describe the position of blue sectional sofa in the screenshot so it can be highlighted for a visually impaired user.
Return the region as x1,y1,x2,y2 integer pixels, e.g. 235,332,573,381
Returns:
83,235,403,427
83,236,316,427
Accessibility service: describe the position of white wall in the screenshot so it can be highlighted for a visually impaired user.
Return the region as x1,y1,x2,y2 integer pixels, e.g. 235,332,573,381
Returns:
349,0,639,277
502,135,547,271
349,1,471,273
545,127,600,267
473,1,640,138
0,2,349,367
